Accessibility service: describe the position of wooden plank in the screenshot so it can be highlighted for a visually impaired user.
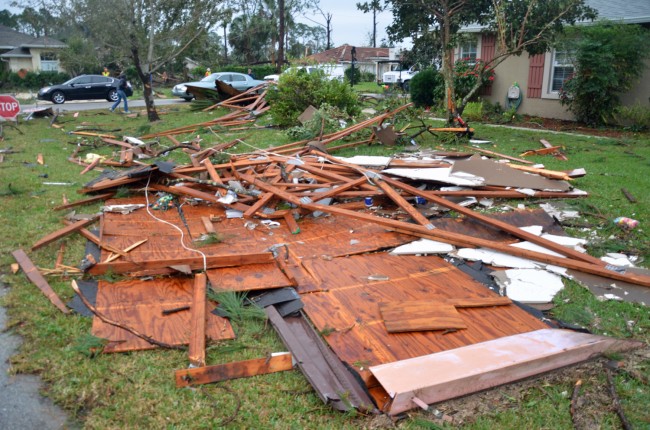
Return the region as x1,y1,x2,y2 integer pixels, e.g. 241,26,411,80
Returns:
88,252,275,275
102,239,148,264
370,329,643,415
12,249,70,314
463,145,534,164
201,216,215,234
446,296,512,308
374,178,434,229
188,273,207,367
379,302,467,333
201,159,224,184
31,216,98,250
175,352,294,387
53,193,115,211
283,212,300,234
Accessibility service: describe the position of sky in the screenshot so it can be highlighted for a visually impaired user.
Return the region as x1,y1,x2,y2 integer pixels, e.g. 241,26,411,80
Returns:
297,0,395,48
0,0,407,49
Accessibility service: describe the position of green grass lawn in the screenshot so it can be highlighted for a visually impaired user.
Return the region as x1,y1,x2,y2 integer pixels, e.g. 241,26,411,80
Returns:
0,101,648,429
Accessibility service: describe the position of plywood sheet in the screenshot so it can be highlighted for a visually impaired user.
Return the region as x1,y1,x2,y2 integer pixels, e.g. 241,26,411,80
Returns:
379,302,466,332
206,263,291,292
91,277,234,352
300,253,548,387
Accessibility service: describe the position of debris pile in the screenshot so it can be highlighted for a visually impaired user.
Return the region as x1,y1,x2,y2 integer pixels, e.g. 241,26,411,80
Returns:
12,102,649,418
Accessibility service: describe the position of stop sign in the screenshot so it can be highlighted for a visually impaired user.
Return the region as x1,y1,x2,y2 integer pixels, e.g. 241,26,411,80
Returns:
0,94,21,120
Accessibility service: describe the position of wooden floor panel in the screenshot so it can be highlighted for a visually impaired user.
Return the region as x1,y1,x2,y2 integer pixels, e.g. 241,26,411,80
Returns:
91,277,235,353
300,254,549,385
99,198,413,267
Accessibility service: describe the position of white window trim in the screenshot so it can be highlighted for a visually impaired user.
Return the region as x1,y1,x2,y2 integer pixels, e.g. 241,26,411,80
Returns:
541,50,574,100
455,35,482,62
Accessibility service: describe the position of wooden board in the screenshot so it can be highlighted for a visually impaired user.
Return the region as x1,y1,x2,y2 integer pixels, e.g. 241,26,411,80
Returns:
188,273,207,367
379,302,466,333
91,277,234,352
12,249,70,314
175,352,294,387
370,329,643,415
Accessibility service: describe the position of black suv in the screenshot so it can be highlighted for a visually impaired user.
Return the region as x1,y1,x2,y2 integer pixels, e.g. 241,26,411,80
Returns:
38,74,133,104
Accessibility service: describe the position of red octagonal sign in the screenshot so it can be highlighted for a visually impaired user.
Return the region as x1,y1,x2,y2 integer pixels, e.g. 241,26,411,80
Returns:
0,94,21,120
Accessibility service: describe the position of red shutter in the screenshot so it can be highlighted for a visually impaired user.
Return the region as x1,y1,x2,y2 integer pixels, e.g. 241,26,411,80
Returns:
480,34,496,96
527,54,545,99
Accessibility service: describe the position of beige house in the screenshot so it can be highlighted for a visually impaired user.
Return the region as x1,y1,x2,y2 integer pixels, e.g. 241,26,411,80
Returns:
0,25,66,73
460,0,650,120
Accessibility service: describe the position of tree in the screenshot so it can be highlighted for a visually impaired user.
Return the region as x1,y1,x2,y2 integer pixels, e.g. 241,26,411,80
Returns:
386,0,596,123
17,7,55,37
559,22,650,125
36,0,227,122
356,0,385,48
0,10,19,29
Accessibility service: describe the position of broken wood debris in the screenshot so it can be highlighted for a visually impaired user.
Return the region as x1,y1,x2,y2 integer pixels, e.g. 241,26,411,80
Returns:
14,100,648,419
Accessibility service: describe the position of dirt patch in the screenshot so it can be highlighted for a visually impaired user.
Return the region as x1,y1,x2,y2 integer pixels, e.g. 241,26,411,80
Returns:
511,116,636,139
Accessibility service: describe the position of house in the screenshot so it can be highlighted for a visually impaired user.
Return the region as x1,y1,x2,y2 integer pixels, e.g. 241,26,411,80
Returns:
0,25,66,73
460,0,650,120
301,44,391,79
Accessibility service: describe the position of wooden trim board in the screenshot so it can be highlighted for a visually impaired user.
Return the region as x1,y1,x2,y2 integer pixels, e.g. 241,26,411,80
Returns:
369,328,643,415
175,352,294,387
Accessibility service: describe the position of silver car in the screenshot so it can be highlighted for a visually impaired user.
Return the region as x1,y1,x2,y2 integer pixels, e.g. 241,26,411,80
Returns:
172,72,265,101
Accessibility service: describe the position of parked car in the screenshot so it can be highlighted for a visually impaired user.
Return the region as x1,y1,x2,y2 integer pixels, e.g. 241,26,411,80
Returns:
380,65,419,91
37,74,133,104
172,72,265,101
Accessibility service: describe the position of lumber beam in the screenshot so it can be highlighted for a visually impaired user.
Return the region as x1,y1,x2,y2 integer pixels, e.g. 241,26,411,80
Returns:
188,273,207,367
12,249,70,314
88,252,275,275
175,352,294,387
31,216,98,251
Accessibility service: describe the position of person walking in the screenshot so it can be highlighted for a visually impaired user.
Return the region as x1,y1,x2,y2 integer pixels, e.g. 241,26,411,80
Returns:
205,68,211,77
109,73,130,113
102,67,110,77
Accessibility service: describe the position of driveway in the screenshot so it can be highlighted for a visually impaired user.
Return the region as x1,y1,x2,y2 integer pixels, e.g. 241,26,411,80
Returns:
0,284,75,429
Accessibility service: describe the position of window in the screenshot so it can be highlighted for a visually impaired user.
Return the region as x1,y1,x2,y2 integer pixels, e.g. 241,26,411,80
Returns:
40,51,59,72
541,49,575,99
550,50,574,92
458,39,478,63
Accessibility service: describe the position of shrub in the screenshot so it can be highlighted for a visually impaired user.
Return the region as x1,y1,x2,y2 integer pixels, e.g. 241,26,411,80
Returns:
344,67,361,84
6,70,70,89
612,103,650,131
266,68,360,127
409,68,444,108
454,58,495,101
462,101,484,121
559,22,650,126
360,71,376,83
